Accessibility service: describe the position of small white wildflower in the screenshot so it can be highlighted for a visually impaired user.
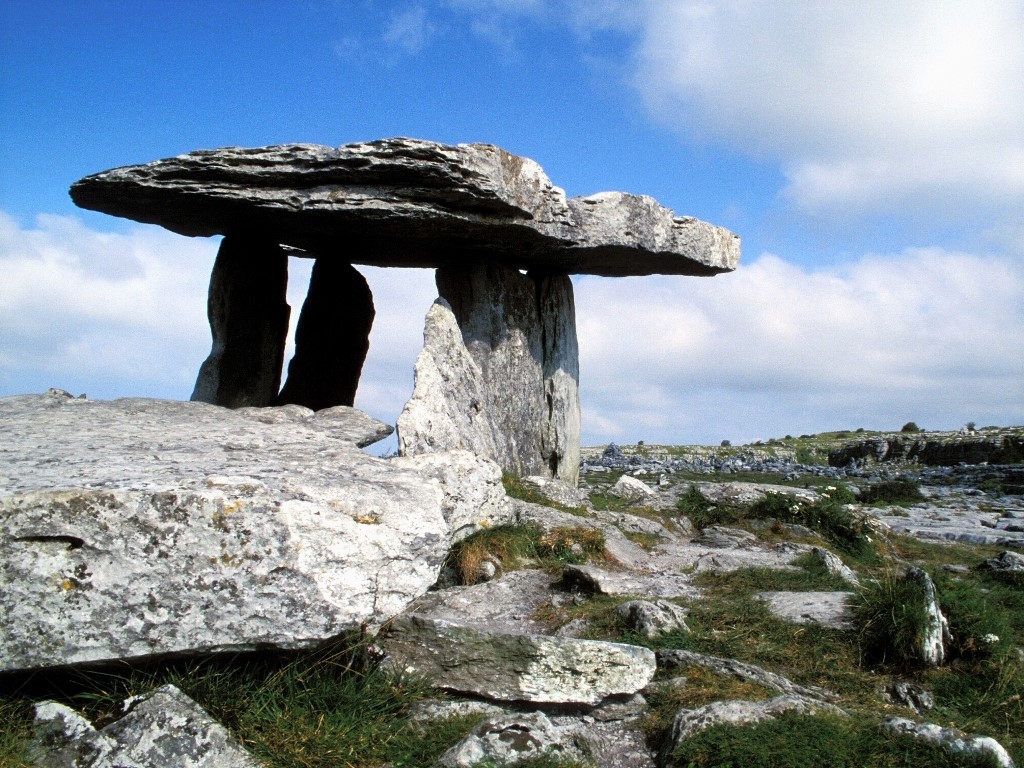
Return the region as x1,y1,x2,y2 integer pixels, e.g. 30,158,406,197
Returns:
983,633,1000,644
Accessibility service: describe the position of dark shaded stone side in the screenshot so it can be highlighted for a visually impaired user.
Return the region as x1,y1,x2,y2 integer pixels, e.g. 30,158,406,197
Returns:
277,260,374,410
190,234,290,407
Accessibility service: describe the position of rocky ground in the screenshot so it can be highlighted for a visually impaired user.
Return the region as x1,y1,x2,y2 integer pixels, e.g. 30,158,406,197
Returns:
3,398,1022,767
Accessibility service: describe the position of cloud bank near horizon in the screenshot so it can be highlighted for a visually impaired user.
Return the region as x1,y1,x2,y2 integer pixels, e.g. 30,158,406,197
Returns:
2,211,1020,445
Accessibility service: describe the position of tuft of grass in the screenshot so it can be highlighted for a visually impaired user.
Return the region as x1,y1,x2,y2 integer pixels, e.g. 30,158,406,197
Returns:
0,698,33,768
445,523,606,585
851,569,935,670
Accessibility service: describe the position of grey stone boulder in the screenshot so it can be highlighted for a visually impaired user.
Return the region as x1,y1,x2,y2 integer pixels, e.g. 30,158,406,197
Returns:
810,546,861,586
882,681,935,713
0,393,449,672
434,712,586,768
32,684,259,768
69,138,740,277
381,615,656,705
615,600,690,638
882,716,1016,768
659,695,846,766
609,474,657,503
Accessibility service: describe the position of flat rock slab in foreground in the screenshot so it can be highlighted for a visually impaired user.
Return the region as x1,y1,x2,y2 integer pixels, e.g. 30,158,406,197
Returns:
32,684,260,768
70,137,739,277
382,615,656,705
0,391,454,672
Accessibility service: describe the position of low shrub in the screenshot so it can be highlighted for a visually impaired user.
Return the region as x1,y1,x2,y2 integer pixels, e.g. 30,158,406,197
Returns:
749,491,873,557
859,479,926,506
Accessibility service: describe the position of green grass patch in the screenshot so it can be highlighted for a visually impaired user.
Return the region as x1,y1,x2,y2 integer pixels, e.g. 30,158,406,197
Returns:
500,473,587,515
666,710,1002,768
0,698,33,768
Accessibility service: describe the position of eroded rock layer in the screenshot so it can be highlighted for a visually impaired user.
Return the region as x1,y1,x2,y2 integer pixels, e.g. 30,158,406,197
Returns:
70,138,739,277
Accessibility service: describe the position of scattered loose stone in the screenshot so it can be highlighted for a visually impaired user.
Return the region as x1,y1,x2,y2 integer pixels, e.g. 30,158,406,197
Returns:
381,615,657,705
882,681,935,713
434,712,586,768
881,716,1016,768
32,684,259,768
980,550,1024,574
615,600,689,638
810,546,861,586
610,474,657,503
559,564,699,600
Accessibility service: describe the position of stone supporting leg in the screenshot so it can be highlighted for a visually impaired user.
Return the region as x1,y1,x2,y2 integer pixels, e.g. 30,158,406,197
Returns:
397,263,580,484
190,234,290,408
277,260,374,410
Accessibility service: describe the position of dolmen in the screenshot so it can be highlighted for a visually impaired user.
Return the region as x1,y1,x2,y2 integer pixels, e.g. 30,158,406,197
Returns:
70,138,739,483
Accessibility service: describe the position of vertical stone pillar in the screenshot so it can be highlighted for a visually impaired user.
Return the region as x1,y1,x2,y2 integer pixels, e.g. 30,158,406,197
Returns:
277,260,375,410
536,273,581,481
398,262,581,484
190,234,290,408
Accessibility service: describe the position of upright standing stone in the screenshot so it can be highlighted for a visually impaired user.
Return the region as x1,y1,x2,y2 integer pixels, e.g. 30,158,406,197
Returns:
277,260,374,410
191,234,290,408
398,264,580,484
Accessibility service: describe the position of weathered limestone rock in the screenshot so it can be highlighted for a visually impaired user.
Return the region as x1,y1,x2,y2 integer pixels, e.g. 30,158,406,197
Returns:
560,564,700,600
434,712,586,768
382,615,657,705
70,138,740,277
755,591,855,630
980,549,1024,574
881,716,1016,768
905,566,950,667
0,392,450,672
32,684,259,768
609,474,657,503
518,475,590,508
615,600,690,638
810,546,861,586
656,649,838,701
391,450,515,542
191,234,290,407
398,263,581,484
276,259,374,410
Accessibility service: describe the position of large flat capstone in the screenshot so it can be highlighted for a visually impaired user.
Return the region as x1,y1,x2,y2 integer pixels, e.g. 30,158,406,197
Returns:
70,137,739,277
0,390,506,673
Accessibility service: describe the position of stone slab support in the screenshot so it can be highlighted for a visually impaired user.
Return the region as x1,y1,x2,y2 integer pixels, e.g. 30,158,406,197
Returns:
398,263,580,484
277,259,374,410
191,234,290,408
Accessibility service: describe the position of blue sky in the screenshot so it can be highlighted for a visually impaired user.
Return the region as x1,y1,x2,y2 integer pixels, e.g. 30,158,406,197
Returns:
2,1,1022,446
